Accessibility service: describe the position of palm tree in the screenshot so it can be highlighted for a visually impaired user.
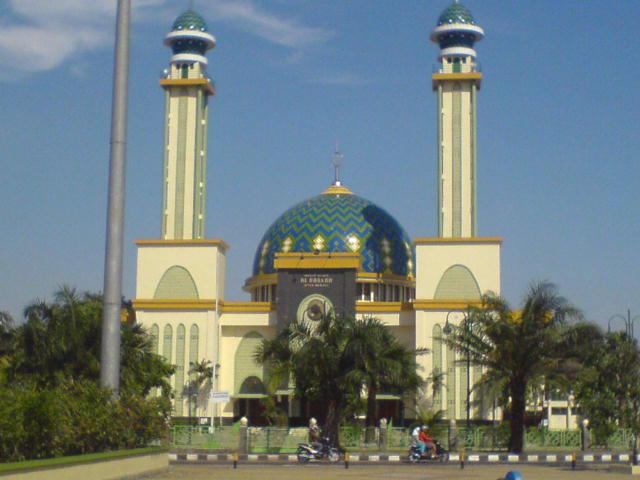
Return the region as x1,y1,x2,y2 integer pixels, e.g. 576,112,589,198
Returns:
186,359,214,419
345,316,425,440
8,288,173,396
256,314,426,447
444,282,580,453
256,314,363,447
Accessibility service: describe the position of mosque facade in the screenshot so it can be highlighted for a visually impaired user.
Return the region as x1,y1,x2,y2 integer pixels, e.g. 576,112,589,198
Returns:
134,2,504,425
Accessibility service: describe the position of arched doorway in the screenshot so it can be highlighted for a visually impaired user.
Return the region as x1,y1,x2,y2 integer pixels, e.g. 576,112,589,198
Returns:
235,376,268,425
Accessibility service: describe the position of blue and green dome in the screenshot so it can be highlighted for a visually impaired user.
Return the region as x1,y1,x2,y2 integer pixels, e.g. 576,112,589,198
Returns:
431,1,484,53
165,9,216,59
252,186,415,277
172,10,208,32
437,2,476,26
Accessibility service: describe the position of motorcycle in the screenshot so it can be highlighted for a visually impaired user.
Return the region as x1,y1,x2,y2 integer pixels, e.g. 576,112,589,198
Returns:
408,440,448,463
297,437,340,463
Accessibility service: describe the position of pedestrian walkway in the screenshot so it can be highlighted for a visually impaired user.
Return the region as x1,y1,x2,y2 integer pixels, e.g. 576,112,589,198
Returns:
149,463,628,480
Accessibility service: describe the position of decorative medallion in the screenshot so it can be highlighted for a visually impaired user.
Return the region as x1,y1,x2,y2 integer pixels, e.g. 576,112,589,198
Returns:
282,236,293,253
346,234,360,252
313,235,326,251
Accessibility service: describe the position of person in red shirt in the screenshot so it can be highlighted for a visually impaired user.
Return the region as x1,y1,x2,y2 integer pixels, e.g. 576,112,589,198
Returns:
419,427,436,456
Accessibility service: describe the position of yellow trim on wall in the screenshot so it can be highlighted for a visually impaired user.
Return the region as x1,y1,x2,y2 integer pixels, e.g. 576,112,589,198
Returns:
356,272,415,286
133,299,216,310
356,301,413,312
431,72,482,90
243,273,278,290
432,72,483,81
274,252,360,270
243,271,415,291
159,78,215,95
413,236,503,245
221,301,274,313
134,299,275,312
413,300,483,310
135,238,230,251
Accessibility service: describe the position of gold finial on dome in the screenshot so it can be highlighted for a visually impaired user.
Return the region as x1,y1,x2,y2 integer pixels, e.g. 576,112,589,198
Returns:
322,184,354,195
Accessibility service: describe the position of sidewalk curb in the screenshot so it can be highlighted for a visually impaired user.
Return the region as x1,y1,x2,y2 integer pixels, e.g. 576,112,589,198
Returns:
169,452,639,465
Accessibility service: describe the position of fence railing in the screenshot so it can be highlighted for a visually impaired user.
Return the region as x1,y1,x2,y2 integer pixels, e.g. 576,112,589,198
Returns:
170,425,635,452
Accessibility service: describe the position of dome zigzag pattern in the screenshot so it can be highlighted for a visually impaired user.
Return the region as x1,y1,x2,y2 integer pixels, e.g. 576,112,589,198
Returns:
252,193,414,277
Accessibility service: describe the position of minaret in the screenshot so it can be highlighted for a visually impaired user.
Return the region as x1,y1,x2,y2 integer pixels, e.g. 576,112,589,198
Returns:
160,10,216,240
431,1,484,237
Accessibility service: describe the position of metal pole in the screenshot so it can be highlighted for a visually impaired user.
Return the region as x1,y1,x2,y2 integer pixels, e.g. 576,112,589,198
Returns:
466,318,471,427
214,363,218,432
466,350,471,427
100,0,131,394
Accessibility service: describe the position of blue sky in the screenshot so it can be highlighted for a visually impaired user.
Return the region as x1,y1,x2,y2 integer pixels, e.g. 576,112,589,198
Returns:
1,0,639,328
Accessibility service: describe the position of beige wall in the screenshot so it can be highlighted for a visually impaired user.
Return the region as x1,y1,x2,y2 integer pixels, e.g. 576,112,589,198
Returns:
136,243,225,300
415,240,501,300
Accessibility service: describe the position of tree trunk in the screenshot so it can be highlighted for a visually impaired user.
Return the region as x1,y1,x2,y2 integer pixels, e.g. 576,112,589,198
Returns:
325,399,342,450
365,384,377,443
509,382,526,453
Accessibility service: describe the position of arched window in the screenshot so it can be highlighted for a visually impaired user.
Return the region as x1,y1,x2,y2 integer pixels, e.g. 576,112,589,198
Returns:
447,343,456,419
239,376,266,395
189,324,199,382
432,324,443,410
174,324,186,416
459,360,468,419
162,324,173,363
150,324,159,355
154,265,199,299
434,265,481,300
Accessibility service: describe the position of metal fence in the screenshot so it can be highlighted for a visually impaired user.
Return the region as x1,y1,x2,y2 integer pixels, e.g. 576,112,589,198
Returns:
170,425,635,452
171,426,240,450
249,428,308,453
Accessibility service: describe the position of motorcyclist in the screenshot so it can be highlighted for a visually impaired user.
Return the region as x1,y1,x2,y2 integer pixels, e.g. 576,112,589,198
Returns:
411,424,427,456
419,426,436,457
309,417,322,451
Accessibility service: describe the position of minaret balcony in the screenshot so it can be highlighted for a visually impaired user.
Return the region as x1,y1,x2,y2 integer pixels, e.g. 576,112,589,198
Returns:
434,61,481,74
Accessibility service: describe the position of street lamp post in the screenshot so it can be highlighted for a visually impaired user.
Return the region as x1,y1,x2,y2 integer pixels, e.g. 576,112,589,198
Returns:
607,309,640,339
210,363,221,430
466,338,471,428
608,310,640,465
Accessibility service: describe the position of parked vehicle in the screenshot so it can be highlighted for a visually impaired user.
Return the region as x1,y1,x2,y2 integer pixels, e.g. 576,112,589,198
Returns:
297,437,340,463
408,440,448,463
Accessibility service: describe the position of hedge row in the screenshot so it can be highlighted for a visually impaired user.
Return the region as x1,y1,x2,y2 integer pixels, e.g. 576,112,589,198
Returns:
0,379,169,462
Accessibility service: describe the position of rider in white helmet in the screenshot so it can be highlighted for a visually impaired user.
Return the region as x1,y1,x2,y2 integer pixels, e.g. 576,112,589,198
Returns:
411,425,428,456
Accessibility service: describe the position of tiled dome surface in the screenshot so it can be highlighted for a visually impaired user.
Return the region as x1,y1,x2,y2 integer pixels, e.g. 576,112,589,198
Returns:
253,190,415,277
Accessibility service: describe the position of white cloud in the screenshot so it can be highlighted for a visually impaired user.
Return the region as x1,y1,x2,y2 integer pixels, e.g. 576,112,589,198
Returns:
0,0,333,77
204,0,333,48
0,0,165,75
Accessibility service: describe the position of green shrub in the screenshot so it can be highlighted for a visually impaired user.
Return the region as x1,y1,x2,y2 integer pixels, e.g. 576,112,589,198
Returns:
0,379,170,462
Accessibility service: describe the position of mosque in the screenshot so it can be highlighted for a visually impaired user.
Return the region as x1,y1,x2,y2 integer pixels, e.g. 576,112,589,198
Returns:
134,2,505,426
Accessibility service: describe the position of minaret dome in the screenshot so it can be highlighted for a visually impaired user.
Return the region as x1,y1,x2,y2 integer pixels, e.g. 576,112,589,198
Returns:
430,1,484,61
164,10,216,67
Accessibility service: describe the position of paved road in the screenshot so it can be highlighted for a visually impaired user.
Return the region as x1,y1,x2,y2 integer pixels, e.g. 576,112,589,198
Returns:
151,464,627,479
